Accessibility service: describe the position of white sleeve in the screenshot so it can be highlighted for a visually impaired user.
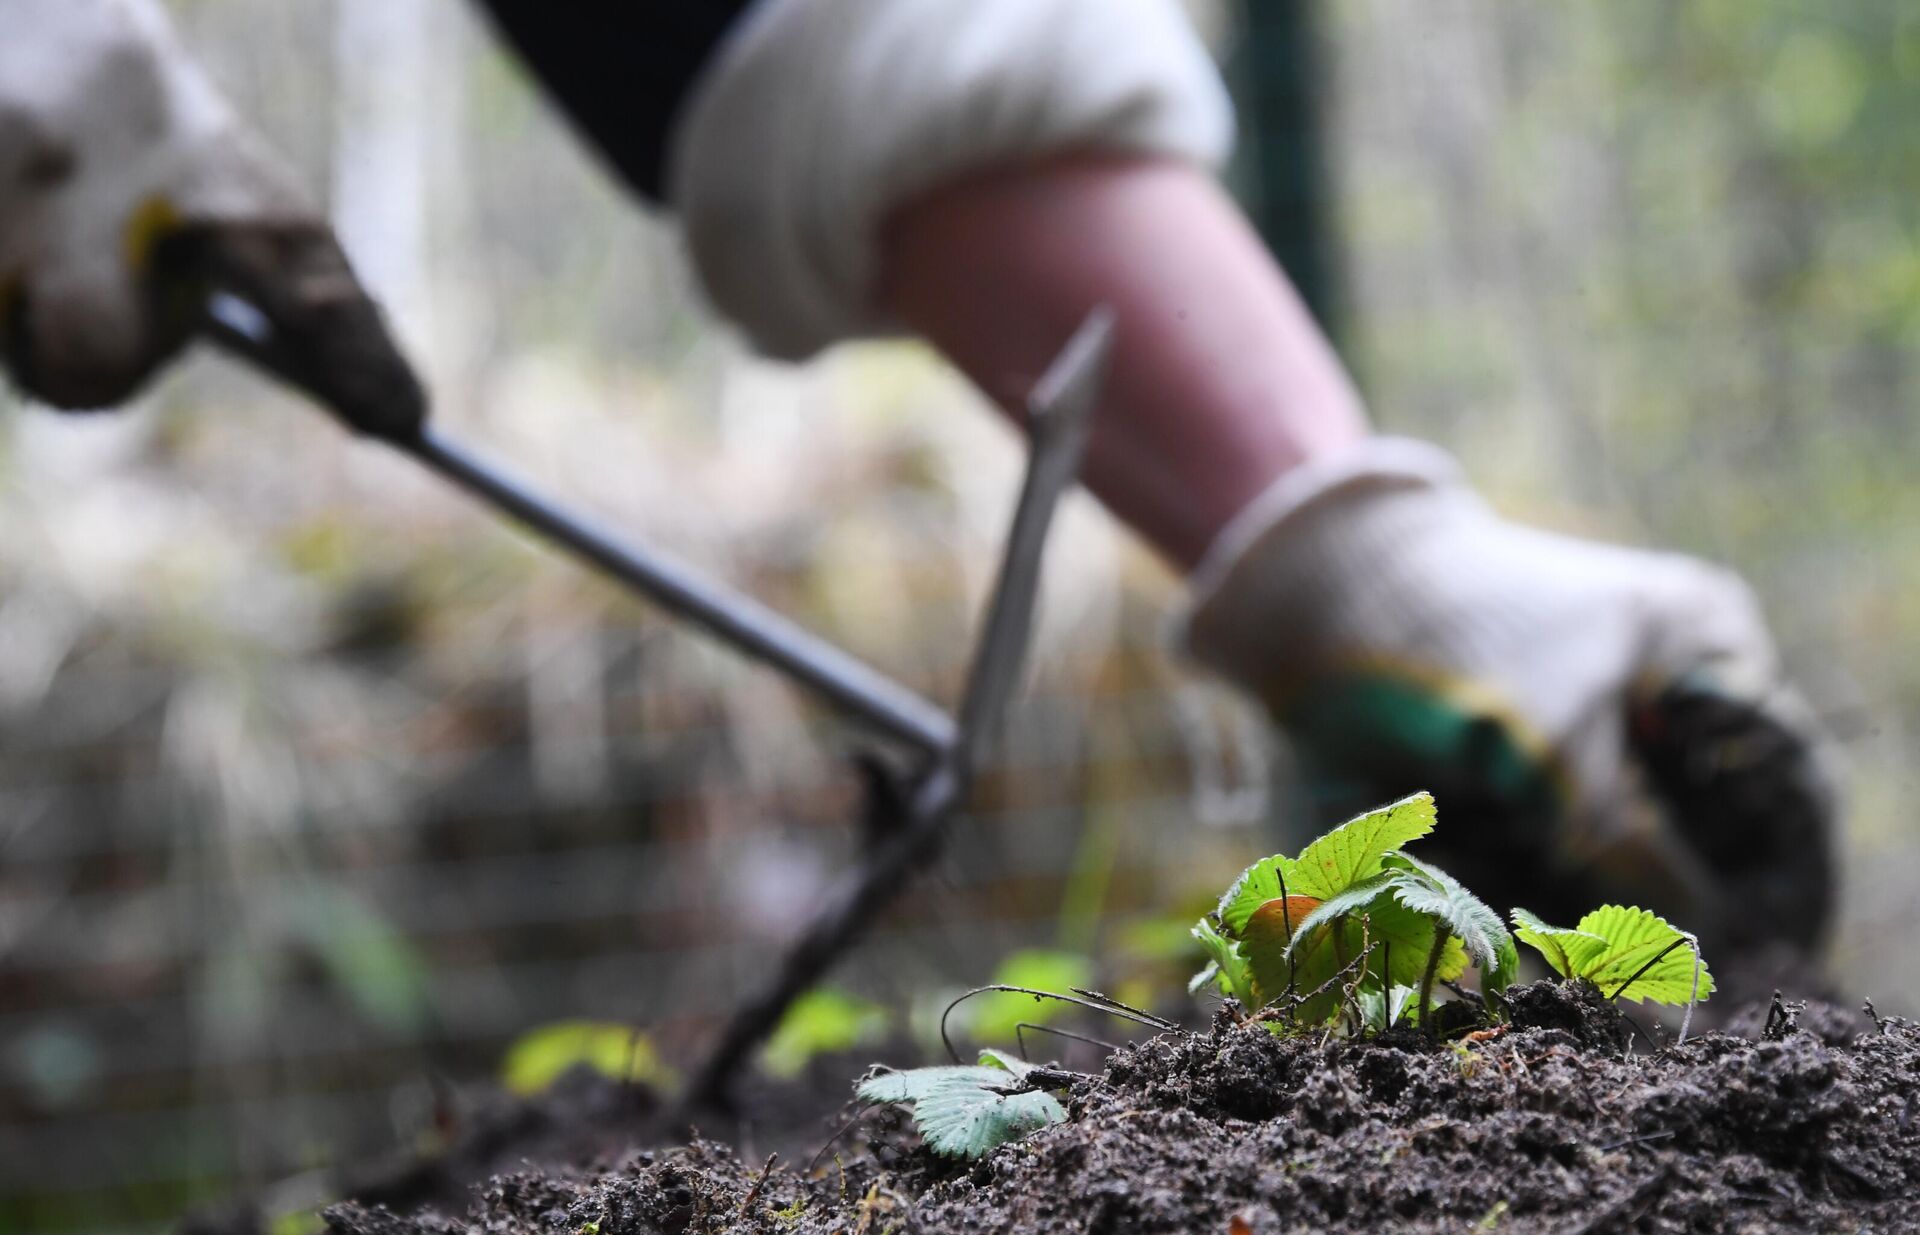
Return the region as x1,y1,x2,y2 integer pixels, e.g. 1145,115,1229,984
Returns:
666,0,1234,361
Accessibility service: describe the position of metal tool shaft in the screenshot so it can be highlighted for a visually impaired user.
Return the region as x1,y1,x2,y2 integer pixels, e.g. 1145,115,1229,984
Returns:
201,289,954,756
401,427,957,756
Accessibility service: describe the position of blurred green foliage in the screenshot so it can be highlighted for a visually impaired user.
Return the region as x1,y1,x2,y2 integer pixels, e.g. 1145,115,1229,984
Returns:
759,988,890,1079
499,1022,673,1096
965,949,1097,1046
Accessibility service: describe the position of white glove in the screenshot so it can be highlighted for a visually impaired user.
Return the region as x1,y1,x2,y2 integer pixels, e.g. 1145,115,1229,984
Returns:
668,0,1233,360
0,0,416,431
1182,437,1836,954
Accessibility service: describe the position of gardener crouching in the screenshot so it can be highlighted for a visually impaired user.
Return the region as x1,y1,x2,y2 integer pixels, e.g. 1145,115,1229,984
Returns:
0,0,1836,970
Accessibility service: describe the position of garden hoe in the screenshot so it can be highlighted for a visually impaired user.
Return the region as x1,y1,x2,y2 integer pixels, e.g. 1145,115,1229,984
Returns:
186,253,1112,1112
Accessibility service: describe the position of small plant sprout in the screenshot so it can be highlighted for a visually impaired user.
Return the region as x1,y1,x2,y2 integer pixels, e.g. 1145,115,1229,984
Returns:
1357,982,1422,1034
1378,853,1520,1027
1511,905,1713,1039
1191,792,1518,1033
861,984,1167,1159
856,1050,1067,1159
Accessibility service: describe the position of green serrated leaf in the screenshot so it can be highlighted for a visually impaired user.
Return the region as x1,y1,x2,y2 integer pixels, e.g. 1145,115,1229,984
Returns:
1511,905,1712,1006
1290,792,1437,900
1383,853,1512,975
857,1065,998,1106
1242,878,1464,1023
1510,908,1608,979
917,1086,1065,1159
1368,894,1470,989
857,1065,1066,1158
1572,905,1715,1005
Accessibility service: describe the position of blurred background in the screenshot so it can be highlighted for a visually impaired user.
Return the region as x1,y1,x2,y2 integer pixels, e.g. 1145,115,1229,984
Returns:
3,0,1917,1229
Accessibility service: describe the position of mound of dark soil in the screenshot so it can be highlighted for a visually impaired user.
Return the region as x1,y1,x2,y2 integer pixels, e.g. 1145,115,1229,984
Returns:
318,982,1919,1235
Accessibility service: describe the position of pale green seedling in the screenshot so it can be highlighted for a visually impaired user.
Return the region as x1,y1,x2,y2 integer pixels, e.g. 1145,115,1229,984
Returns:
857,1049,1066,1159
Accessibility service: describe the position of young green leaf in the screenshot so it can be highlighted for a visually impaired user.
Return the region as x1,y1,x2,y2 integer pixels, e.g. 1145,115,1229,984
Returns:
1511,905,1714,1006
1215,792,1435,934
1278,875,1395,963
1574,905,1713,1004
1190,916,1258,1009
1204,793,1500,1028
1358,983,1421,1033
1510,907,1608,978
1216,854,1307,936
1383,853,1513,981
1290,791,1437,900
857,1060,1066,1159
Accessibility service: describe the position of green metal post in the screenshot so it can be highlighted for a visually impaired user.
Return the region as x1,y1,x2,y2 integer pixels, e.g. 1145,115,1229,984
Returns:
1226,0,1339,336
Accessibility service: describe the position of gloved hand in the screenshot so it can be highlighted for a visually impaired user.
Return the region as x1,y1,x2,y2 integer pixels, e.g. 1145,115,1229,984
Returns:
0,0,421,435
1183,437,1837,960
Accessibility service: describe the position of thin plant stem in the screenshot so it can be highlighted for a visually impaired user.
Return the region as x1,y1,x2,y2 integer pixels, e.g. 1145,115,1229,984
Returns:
1676,935,1702,1045
1014,1022,1122,1062
1416,928,1449,1033
940,985,1172,1063
1341,915,1373,1036
1607,938,1686,1002
1279,941,1378,1017
1277,866,1299,1000
1067,988,1178,1029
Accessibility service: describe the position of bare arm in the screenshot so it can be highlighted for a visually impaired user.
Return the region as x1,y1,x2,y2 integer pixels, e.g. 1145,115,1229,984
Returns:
879,154,1367,570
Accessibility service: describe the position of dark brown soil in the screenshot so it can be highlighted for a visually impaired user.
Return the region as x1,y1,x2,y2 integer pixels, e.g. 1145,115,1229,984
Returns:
310,981,1920,1235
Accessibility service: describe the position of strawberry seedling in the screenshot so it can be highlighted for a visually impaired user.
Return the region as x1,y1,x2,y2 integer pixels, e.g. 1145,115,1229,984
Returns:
1512,904,1713,1037
858,791,1716,1161
1192,792,1515,1031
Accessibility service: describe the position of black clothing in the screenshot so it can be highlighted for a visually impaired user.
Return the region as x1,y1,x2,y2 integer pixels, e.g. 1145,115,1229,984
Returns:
471,2,759,202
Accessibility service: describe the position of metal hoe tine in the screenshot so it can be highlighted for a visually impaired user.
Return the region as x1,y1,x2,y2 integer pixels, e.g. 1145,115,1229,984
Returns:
954,306,1111,770
677,309,1112,1112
